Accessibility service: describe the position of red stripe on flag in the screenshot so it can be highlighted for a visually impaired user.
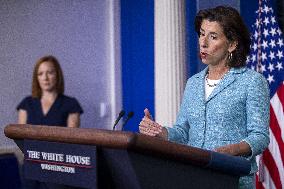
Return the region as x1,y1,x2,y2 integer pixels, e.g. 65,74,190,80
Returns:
255,174,265,189
270,105,284,167
263,149,282,189
276,84,284,108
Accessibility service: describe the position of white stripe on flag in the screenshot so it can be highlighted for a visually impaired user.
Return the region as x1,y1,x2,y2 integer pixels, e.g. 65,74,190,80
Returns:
270,93,284,140
262,164,277,189
268,128,284,187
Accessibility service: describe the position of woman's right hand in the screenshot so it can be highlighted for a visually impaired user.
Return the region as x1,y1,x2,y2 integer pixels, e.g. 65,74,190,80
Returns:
139,108,163,137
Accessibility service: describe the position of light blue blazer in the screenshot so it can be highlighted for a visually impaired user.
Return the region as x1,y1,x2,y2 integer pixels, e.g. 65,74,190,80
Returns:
166,67,270,173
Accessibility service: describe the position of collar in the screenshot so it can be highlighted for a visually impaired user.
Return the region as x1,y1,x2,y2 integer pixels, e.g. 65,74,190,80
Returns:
196,66,247,79
195,66,247,102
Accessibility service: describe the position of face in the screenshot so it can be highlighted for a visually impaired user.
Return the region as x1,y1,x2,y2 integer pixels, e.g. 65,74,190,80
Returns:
37,61,57,92
199,20,236,66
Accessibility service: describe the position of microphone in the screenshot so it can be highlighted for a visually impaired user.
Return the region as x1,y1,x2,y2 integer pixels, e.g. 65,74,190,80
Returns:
112,110,125,130
121,111,134,131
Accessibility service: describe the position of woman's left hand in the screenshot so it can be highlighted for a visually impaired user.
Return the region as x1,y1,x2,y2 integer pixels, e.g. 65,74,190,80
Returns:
214,141,251,156
214,144,239,156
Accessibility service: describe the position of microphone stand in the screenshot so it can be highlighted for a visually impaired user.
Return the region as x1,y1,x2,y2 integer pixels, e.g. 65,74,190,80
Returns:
121,111,134,131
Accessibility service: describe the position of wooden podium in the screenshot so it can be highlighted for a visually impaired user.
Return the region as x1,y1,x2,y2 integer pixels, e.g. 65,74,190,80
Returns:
4,124,250,189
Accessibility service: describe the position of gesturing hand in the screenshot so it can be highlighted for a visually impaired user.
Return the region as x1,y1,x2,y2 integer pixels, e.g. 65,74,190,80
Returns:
139,108,163,136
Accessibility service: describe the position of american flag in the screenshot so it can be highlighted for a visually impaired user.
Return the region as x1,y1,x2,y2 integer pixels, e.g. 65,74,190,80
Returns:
246,0,284,188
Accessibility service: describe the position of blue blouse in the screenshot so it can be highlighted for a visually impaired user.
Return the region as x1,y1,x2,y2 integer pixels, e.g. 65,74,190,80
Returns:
17,94,83,127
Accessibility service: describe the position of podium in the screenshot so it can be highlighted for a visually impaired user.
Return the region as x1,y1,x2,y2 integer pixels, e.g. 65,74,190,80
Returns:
4,124,250,189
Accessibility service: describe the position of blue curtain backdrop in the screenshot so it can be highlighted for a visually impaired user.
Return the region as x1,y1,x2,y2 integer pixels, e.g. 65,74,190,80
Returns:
186,0,199,77
121,0,154,132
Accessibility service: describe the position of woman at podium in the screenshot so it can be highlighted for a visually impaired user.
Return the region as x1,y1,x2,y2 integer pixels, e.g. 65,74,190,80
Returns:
139,6,269,189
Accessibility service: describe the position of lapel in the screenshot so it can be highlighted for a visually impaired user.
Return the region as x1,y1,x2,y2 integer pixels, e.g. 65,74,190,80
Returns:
205,67,247,102
195,67,208,105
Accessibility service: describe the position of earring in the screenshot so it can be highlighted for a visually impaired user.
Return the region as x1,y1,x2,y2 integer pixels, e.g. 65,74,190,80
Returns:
228,52,233,61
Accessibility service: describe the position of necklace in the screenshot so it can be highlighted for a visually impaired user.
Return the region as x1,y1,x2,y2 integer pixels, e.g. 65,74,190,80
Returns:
205,74,220,87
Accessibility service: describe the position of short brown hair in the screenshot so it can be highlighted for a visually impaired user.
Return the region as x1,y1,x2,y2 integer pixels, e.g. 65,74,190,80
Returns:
194,6,251,67
32,55,64,98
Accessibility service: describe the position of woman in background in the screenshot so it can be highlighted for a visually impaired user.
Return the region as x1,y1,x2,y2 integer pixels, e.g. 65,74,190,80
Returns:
17,55,83,189
17,55,83,128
